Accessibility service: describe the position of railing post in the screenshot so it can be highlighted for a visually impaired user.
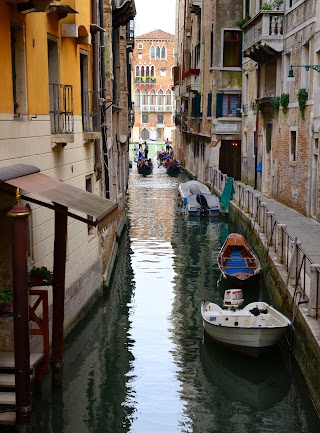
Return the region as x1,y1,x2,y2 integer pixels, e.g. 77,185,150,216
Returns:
289,240,301,286
267,211,275,247
260,202,267,232
308,264,320,318
253,195,260,223
277,224,286,263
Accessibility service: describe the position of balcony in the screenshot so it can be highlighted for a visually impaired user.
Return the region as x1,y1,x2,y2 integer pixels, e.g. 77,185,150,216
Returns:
242,10,284,63
126,20,134,51
139,105,173,112
135,77,157,85
186,74,200,92
49,83,74,146
82,90,101,140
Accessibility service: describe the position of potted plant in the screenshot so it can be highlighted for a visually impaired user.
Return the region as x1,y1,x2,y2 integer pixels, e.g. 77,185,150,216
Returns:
0,286,13,313
261,2,273,10
297,88,308,119
236,16,251,28
28,266,53,286
280,93,289,114
271,96,281,113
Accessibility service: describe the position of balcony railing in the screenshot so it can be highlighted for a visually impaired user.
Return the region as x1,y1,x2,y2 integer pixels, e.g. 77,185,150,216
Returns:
126,20,134,49
242,10,284,63
82,90,101,132
138,104,174,112
49,83,74,134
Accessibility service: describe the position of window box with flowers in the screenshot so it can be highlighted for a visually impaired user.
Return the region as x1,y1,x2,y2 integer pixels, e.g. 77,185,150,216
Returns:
28,266,53,287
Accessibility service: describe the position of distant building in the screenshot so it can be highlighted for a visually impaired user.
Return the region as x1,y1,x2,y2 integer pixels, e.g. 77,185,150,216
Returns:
132,29,176,143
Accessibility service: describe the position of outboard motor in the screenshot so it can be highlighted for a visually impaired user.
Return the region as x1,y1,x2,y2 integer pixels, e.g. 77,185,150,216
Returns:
196,193,209,216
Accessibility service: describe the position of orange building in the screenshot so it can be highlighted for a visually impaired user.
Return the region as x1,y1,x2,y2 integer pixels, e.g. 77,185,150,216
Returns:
132,29,175,143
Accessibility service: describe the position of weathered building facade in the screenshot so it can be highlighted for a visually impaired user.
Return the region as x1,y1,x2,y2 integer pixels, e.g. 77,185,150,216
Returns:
132,29,175,143
174,0,243,182
0,0,135,427
242,0,320,219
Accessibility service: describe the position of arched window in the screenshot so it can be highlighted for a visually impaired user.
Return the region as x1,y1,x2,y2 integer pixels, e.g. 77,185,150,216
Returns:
141,128,149,140
141,66,145,77
161,46,166,59
151,66,155,77
157,89,164,105
165,90,171,106
156,46,161,60
150,46,155,60
134,89,140,107
146,66,150,77
142,89,148,105
149,89,156,106
135,65,140,77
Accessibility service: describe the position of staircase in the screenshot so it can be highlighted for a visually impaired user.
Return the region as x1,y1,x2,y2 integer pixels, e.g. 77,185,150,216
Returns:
0,289,49,426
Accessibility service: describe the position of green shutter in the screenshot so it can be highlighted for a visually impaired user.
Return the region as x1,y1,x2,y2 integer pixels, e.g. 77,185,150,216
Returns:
216,93,223,118
207,93,212,117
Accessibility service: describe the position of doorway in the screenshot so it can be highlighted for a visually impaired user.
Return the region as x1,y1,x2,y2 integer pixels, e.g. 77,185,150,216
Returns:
219,140,241,180
311,138,319,218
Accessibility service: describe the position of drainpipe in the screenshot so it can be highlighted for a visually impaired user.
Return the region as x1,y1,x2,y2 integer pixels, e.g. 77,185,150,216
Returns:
254,66,260,190
92,0,102,178
99,0,110,198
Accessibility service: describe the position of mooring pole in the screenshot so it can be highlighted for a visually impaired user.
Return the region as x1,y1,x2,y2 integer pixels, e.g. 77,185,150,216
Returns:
7,189,31,432
52,203,68,387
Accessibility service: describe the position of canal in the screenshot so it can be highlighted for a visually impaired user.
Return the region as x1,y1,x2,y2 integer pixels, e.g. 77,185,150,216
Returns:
30,160,320,432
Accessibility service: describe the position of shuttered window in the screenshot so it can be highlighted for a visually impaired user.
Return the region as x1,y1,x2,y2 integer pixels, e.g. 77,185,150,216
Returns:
207,93,212,117
216,93,241,117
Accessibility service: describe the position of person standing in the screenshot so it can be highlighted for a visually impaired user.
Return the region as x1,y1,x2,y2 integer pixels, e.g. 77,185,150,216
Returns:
165,138,170,152
144,141,149,159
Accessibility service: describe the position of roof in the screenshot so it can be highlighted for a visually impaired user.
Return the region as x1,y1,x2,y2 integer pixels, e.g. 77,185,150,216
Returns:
0,164,118,231
136,29,175,41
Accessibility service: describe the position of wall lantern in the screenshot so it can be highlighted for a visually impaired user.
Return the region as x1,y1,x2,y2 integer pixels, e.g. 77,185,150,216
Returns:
287,64,320,81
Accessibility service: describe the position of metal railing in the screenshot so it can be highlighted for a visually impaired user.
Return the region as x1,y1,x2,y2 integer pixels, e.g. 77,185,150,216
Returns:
82,90,101,132
211,168,319,319
49,83,74,134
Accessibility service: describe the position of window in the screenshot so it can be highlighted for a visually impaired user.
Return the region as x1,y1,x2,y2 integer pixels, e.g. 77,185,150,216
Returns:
138,43,143,49
156,46,161,59
150,46,155,59
151,66,155,77
192,94,201,118
157,114,164,124
160,68,167,77
11,21,27,115
223,30,241,67
142,89,148,105
157,128,162,139
207,93,212,117
142,114,149,123
149,89,156,106
301,43,310,90
157,90,164,105
134,89,140,107
138,53,142,59
161,46,166,59
135,65,140,77
290,130,297,162
216,93,241,117
165,90,172,106
141,128,149,140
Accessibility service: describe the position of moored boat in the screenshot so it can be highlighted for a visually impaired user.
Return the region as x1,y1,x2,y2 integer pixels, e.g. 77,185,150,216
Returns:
200,289,291,356
217,233,261,282
137,158,153,175
178,180,220,217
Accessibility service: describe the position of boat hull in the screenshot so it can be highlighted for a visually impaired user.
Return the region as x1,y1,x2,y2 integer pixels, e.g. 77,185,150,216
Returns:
200,301,291,356
137,164,153,175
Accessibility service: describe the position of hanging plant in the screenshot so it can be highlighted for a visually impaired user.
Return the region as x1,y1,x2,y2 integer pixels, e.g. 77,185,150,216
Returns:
261,2,273,10
270,96,280,113
280,93,289,114
297,88,308,120
235,16,251,28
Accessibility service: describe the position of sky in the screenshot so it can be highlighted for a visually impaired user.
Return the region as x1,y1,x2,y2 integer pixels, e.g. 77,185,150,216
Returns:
134,0,176,36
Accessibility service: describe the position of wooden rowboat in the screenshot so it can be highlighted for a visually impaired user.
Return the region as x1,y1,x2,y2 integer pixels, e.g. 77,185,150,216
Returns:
217,233,261,282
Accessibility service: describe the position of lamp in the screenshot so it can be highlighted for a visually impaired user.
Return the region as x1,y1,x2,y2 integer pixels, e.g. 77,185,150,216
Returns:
287,64,320,81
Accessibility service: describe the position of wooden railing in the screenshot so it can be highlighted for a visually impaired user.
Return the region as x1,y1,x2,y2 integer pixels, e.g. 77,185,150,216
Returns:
211,168,319,319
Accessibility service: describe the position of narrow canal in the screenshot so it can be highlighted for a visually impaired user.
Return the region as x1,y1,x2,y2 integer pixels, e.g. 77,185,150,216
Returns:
30,160,320,432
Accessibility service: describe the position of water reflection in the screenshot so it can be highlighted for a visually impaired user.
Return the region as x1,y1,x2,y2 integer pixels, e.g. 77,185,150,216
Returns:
28,164,320,433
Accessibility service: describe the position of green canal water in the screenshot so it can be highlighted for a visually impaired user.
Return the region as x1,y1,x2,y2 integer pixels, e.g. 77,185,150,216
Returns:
29,163,320,432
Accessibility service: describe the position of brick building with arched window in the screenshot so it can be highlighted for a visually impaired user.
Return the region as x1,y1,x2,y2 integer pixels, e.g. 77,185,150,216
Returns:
132,29,175,143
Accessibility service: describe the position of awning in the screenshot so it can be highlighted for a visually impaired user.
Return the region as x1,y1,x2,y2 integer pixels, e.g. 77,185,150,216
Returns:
0,164,118,231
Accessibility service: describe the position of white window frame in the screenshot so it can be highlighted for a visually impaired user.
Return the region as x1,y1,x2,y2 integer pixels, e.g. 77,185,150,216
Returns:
289,127,298,165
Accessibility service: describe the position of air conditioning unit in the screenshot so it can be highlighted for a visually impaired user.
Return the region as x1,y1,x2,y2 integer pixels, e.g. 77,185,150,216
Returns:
242,104,248,115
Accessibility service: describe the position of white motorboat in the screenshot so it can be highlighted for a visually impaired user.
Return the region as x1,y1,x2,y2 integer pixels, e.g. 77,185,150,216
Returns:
178,180,220,216
200,289,291,356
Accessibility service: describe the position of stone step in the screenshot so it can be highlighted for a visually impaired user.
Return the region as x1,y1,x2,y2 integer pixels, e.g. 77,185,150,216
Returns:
0,352,45,371
0,374,15,388
0,391,15,404
0,411,16,425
